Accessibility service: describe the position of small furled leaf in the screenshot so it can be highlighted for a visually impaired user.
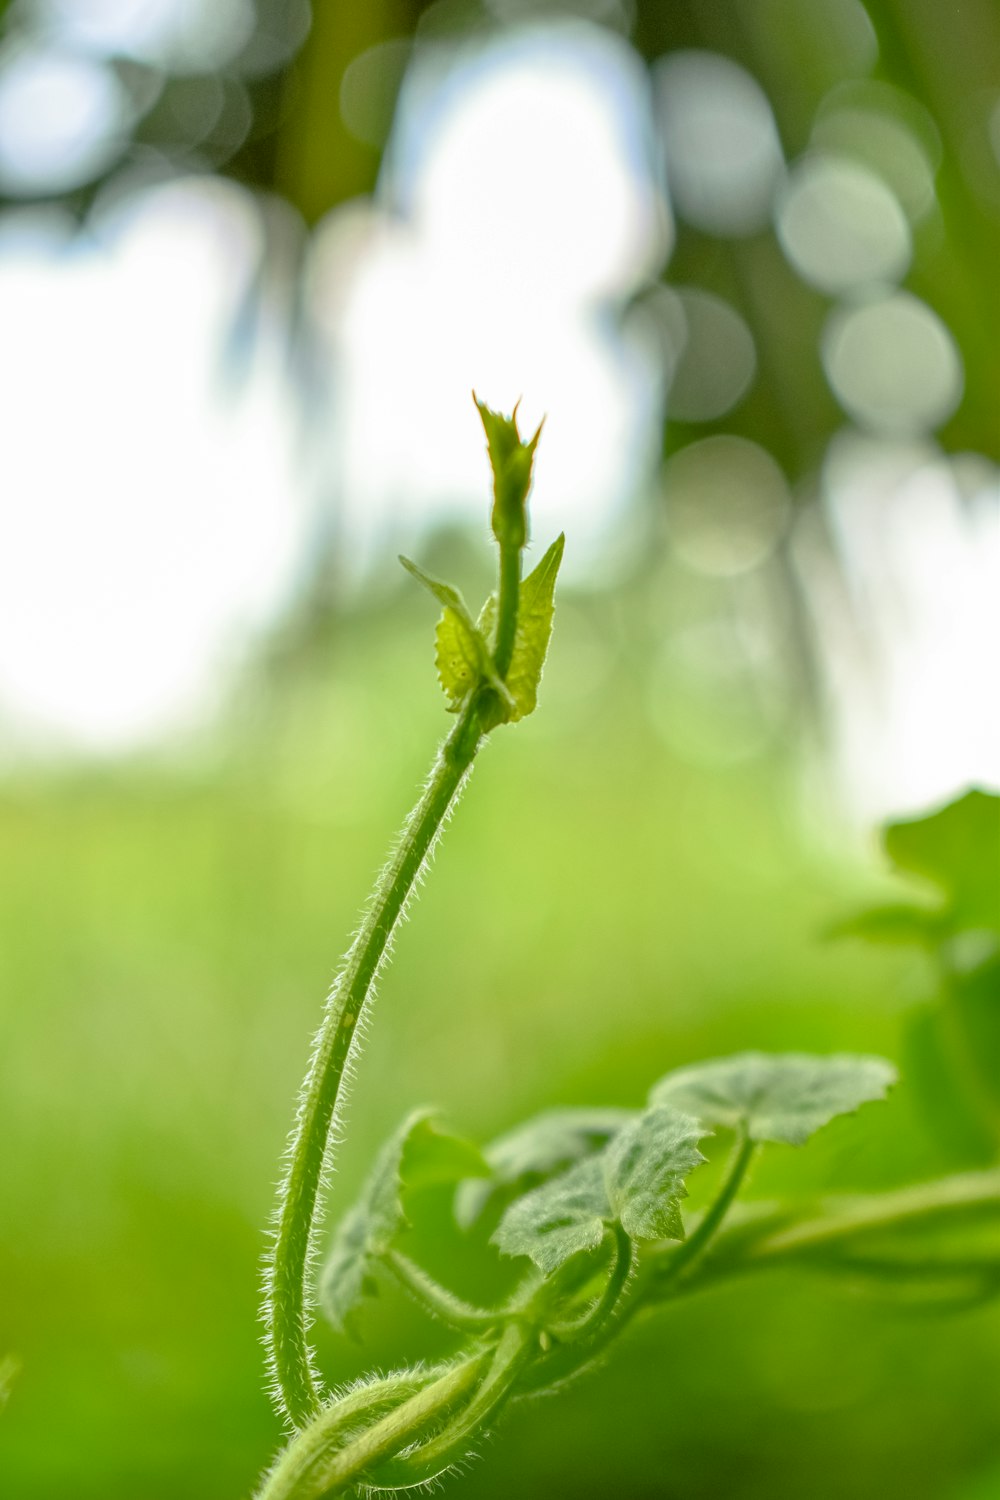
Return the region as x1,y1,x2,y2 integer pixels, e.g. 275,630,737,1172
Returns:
454,1107,633,1229
399,556,474,622
605,1106,709,1242
434,607,487,710
491,1105,707,1272
490,1156,609,1274
884,790,1000,936
320,1111,488,1335
650,1053,897,1147
399,555,507,710
474,395,543,551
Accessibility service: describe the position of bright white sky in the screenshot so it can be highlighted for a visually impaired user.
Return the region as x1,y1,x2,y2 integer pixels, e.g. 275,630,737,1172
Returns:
0,24,668,757
0,17,996,822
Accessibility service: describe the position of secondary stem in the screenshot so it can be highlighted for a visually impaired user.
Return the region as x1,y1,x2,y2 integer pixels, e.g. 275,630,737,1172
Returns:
547,1223,634,1343
265,693,486,1429
384,1250,503,1332
648,1169,1000,1303
657,1129,757,1288
742,1168,1000,1264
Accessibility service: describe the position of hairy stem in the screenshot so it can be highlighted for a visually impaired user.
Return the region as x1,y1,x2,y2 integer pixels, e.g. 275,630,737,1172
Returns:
384,1250,504,1332
370,1322,534,1489
547,1224,635,1343
264,694,486,1428
258,1353,491,1500
656,1130,757,1288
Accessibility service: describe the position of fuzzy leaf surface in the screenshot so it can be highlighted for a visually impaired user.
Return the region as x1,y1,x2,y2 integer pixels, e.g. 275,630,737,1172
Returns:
320,1111,488,1335
491,1106,707,1272
491,1155,609,1273
651,1053,897,1146
454,1107,633,1229
605,1106,709,1241
399,556,498,709
434,607,487,710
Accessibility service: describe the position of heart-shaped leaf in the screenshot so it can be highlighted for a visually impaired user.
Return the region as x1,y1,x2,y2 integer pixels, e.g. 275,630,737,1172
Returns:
491,1106,707,1274
454,1106,633,1229
650,1053,897,1147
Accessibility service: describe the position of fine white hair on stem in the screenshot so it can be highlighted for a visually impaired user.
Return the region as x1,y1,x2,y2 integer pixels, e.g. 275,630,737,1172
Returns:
261,724,485,1426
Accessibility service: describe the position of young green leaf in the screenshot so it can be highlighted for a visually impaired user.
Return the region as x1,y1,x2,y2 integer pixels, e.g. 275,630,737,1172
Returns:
479,533,565,723
490,1155,609,1274
491,1106,707,1273
398,555,506,710
474,396,543,551
454,1107,633,1229
650,1052,897,1147
319,1111,488,1335
605,1106,709,1242
434,607,488,711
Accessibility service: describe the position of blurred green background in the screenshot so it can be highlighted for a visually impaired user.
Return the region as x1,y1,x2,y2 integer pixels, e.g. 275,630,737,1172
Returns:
0,0,998,1496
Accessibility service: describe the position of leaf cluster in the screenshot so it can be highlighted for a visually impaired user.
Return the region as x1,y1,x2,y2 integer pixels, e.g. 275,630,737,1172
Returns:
252,1051,958,1500
399,398,563,730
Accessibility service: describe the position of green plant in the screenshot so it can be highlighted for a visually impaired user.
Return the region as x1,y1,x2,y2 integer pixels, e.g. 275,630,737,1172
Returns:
255,401,1000,1500
834,790,1000,1160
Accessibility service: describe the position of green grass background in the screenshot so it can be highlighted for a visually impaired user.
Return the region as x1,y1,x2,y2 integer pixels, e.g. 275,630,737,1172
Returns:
2,579,998,1499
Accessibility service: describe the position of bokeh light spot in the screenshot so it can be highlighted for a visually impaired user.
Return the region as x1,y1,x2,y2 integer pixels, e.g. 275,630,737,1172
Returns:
822,292,963,434
340,39,413,151
812,104,938,223
664,435,790,577
0,43,128,193
777,154,911,294
656,285,757,423
34,0,256,74
654,49,784,236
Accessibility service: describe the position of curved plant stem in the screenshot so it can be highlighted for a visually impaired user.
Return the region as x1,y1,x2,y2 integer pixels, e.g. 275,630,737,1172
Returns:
547,1224,635,1344
653,1169,1000,1302
384,1250,504,1332
741,1169,1000,1263
264,694,486,1429
656,1129,757,1289
258,1352,491,1500
371,1321,534,1489
516,1227,635,1394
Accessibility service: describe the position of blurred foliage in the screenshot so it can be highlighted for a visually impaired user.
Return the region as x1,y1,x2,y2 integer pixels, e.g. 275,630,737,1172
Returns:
2,585,999,1498
2,0,998,477
1,1,998,1497
837,790,1000,1167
